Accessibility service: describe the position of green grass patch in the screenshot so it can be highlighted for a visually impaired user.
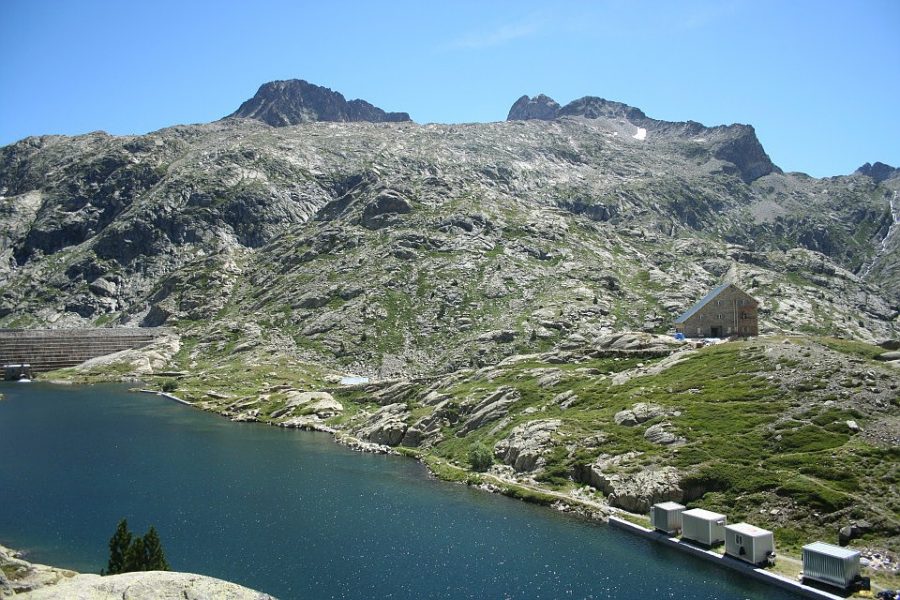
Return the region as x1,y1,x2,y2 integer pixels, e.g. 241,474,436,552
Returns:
816,337,885,361
774,425,849,453
775,478,852,513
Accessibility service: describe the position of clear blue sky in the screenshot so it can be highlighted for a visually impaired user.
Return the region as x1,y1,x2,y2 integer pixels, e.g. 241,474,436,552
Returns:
1,0,898,177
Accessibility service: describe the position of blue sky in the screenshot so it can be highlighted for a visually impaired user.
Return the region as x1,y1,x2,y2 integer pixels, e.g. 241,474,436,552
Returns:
1,0,898,177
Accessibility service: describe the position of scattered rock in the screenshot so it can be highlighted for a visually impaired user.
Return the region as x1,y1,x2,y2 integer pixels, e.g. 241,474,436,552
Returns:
477,330,517,344
361,189,413,229
88,277,117,297
493,419,561,472
643,422,685,445
355,403,410,446
457,388,520,436
614,402,667,426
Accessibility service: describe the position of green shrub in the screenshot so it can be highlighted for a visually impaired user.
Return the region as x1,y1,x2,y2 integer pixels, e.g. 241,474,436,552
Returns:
468,444,494,472
161,380,178,393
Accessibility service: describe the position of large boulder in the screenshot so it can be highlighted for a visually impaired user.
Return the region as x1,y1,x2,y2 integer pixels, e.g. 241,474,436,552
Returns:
456,388,521,436
270,391,342,419
361,189,413,229
581,453,683,513
614,402,667,426
355,403,410,446
595,332,681,353
643,422,685,446
494,419,561,472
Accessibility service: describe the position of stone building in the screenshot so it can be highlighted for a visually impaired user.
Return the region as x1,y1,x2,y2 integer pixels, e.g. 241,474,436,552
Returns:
674,283,758,338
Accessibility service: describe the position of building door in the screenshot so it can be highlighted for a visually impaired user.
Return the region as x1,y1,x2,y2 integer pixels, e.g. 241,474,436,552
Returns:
710,326,722,338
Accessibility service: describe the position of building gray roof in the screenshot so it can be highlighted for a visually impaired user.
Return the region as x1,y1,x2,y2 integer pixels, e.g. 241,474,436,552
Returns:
674,282,732,324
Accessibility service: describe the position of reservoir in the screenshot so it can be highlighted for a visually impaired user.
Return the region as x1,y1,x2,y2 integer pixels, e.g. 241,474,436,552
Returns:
0,382,802,599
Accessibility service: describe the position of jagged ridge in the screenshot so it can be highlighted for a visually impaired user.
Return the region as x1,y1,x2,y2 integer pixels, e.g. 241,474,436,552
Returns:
508,93,781,183
225,79,411,126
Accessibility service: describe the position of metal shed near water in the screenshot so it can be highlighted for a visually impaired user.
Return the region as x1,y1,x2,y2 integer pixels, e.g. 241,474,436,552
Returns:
725,522,775,566
681,508,726,546
650,502,685,535
802,542,861,591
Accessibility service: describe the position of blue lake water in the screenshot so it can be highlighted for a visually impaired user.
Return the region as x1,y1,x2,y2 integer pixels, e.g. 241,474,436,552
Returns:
0,382,802,599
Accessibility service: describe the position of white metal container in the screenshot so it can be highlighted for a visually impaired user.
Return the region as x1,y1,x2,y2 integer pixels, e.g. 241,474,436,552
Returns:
681,508,726,546
650,502,685,535
802,542,861,590
725,522,775,565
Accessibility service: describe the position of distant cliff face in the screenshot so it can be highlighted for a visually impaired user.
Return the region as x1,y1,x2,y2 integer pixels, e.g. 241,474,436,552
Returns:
225,79,411,126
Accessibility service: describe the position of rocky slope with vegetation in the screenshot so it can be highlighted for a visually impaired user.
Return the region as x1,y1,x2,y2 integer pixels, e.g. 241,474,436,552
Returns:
2,81,899,576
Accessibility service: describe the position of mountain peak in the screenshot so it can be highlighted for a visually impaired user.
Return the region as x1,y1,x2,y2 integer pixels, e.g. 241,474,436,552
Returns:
856,161,899,183
225,79,412,127
507,94,560,121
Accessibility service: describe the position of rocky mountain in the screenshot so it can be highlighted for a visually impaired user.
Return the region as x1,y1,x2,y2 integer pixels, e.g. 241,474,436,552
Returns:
4,80,899,561
225,79,411,126
2,84,897,377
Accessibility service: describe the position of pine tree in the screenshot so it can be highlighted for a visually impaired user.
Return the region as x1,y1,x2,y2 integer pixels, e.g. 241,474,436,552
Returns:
104,519,171,575
105,519,132,575
141,526,170,571
123,535,145,572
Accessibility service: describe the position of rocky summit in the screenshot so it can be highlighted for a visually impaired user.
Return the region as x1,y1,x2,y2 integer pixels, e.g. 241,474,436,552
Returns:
2,80,899,565
226,79,412,127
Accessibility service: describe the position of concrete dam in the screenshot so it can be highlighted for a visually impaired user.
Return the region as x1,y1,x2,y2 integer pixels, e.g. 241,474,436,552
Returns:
0,328,168,379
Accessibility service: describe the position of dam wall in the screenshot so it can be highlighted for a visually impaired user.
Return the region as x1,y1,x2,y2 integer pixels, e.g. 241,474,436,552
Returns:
0,328,169,377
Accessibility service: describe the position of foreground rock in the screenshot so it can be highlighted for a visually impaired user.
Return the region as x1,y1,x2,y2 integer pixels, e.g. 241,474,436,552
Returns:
22,571,275,599
1,544,76,596
1,544,274,599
